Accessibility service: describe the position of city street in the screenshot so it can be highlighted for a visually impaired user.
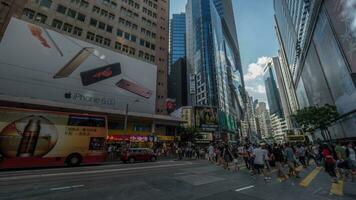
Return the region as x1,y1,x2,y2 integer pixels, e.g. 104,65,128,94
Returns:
1,160,355,200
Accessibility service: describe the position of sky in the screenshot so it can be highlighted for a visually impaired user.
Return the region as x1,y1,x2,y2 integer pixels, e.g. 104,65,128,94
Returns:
170,0,279,104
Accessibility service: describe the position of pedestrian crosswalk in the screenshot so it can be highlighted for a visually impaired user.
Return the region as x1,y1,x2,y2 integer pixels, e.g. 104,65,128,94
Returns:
244,164,350,197
299,167,321,187
330,181,344,196
276,165,348,197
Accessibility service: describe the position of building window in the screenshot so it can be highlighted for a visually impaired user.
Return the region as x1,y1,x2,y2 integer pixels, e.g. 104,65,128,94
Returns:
124,32,130,40
115,42,122,50
35,0,52,8
86,32,95,41
100,9,108,17
119,17,125,25
122,45,129,53
106,25,113,33
80,0,89,8
34,13,47,23
108,13,115,20
23,8,35,19
140,39,145,46
150,44,155,50
129,47,136,55
130,35,136,42
139,51,144,58
73,27,83,36
117,29,123,37
90,18,98,27
67,9,76,18
63,23,73,33
51,19,63,29
104,38,111,46
150,55,155,62
145,41,150,48
56,4,67,14
95,35,103,44
98,21,106,30
77,13,86,22
133,124,151,131
92,6,100,13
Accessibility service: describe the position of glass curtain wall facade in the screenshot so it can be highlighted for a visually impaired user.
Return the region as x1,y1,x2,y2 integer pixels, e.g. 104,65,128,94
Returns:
169,13,186,74
264,62,284,118
186,0,245,138
274,0,356,139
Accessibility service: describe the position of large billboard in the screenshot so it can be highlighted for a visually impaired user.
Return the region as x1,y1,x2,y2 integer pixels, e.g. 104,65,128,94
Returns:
0,18,157,114
194,106,218,132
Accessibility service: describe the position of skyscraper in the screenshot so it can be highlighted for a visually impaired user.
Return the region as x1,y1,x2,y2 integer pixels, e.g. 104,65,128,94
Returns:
18,0,169,114
185,0,245,139
263,61,284,118
255,102,272,141
274,0,356,139
169,13,186,73
168,58,188,109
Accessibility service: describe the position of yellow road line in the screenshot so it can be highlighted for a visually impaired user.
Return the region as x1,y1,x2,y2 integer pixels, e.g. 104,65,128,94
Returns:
330,181,343,196
299,167,321,187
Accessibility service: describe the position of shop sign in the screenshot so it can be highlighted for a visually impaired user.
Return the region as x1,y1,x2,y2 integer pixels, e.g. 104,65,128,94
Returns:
157,135,175,141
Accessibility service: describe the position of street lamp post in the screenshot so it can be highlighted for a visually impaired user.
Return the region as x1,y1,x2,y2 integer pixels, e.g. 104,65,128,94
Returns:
124,99,140,131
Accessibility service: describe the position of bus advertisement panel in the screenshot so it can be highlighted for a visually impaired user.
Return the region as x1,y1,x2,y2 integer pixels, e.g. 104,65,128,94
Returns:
0,107,107,169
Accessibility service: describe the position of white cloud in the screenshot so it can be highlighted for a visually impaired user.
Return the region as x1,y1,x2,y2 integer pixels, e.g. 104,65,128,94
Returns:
244,57,271,81
256,85,266,94
341,0,356,37
245,84,266,94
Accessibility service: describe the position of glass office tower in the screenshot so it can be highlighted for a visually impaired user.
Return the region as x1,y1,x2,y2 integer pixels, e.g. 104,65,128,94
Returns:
169,13,186,74
274,0,356,139
186,0,245,139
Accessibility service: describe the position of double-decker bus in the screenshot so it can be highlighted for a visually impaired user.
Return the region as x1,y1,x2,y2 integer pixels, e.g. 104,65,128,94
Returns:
0,107,107,169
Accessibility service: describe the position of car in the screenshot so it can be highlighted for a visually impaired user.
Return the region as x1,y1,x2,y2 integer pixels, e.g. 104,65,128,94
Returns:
121,148,157,163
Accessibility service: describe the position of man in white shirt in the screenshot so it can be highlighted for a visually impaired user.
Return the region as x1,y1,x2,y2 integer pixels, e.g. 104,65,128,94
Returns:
252,143,271,181
208,144,214,162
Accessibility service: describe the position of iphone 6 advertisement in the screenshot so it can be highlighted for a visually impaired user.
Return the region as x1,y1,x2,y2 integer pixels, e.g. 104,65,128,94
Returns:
0,18,157,114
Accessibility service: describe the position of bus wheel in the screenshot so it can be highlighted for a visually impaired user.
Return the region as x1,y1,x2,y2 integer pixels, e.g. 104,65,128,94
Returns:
66,154,82,167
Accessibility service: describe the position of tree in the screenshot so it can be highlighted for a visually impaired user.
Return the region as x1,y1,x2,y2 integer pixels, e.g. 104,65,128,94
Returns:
293,104,339,141
177,126,202,143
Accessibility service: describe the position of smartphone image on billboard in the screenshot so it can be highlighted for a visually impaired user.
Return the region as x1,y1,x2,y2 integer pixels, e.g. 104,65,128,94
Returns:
116,79,152,99
80,63,121,86
53,47,94,78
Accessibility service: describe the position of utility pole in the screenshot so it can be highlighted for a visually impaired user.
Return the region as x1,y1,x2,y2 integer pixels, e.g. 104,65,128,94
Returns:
124,99,139,131
124,103,129,131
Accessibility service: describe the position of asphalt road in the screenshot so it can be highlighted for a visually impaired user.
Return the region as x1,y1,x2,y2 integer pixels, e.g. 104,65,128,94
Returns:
0,160,355,200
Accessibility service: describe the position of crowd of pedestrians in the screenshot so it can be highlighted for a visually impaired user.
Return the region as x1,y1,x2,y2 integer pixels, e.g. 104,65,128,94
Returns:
204,141,356,183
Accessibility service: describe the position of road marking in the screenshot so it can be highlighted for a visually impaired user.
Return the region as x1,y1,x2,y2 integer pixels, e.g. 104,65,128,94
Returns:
0,162,194,181
50,185,84,191
330,181,343,196
299,167,321,187
235,185,255,192
174,172,189,175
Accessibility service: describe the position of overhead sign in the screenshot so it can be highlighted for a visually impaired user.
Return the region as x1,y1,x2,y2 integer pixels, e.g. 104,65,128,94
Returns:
287,135,305,142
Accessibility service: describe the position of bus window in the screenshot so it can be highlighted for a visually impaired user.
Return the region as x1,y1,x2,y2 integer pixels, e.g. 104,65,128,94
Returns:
89,137,105,150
